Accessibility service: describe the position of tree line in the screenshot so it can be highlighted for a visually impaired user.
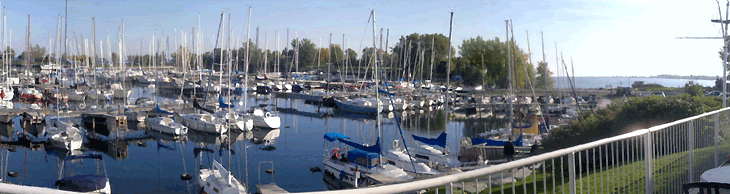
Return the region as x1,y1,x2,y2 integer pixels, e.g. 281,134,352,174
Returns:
10,33,556,90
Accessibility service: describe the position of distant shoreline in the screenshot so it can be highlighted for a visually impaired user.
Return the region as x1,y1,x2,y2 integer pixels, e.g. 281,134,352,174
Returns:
557,76,717,81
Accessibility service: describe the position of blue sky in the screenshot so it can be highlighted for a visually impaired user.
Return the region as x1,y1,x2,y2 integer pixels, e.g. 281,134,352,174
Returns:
2,0,726,77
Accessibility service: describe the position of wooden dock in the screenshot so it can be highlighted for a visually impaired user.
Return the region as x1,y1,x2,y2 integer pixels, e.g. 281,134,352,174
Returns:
256,183,289,194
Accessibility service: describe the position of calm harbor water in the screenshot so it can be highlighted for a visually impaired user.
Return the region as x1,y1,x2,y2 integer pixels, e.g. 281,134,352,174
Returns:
0,86,492,193
552,76,716,89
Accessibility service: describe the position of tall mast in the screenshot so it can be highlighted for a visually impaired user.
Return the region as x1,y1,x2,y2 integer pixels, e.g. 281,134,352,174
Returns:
429,35,434,82
218,13,225,88
505,20,513,132
540,31,550,132
327,33,331,92
444,11,453,131
244,6,251,111
26,15,30,76
264,31,268,76
369,9,381,165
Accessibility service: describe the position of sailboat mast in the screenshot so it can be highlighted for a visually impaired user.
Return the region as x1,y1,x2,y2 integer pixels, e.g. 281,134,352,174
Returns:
506,20,513,132
445,11,453,146
429,35,434,82
369,9,381,165
219,14,225,88
244,6,251,110
541,32,550,132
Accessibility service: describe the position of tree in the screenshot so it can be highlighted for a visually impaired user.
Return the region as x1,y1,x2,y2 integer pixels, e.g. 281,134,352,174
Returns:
458,36,534,88
0,47,15,61
290,38,317,68
390,33,453,81
17,44,46,62
684,81,705,96
535,61,554,89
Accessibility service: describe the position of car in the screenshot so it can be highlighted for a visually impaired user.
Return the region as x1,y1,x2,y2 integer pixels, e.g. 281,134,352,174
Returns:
706,91,722,96
651,92,666,97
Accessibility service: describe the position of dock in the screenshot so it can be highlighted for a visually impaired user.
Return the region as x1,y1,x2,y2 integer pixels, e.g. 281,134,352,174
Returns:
256,183,289,194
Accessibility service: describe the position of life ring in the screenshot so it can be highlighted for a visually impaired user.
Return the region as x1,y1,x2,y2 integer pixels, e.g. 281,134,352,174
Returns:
265,112,271,118
78,103,86,109
332,148,341,158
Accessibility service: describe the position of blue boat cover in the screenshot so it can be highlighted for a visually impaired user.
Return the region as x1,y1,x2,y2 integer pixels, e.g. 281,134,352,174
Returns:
64,154,103,161
56,174,108,192
347,149,382,168
412,132,447,148
324,132,350,142
339,137,381,154
156,105,173,115
378,87,395,96
472,135,523,147
219,96,233,108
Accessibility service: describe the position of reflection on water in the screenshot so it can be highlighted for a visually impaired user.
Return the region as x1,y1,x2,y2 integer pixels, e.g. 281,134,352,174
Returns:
0,86,525,193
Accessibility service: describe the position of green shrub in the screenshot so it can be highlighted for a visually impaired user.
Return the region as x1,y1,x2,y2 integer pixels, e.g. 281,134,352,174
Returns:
542,94,721,151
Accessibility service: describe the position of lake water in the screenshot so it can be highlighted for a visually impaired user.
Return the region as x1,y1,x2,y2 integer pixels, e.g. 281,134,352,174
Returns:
552,76,716,89
0,87,493,193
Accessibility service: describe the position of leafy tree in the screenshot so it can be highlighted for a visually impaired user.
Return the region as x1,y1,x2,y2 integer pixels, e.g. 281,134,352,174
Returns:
535,61,554,89
18,44,46,62
390,33,453,81
458,36,533,88
290,38,317,68
0,47,15,61
684,81,705,96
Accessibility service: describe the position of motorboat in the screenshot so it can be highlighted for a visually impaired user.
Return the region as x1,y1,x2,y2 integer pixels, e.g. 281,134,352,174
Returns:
334,98,382,114
174,113,226,134
55,154,111,193
43,117,83,151
146,116,187,136
198,160,246,194
247,104,280,129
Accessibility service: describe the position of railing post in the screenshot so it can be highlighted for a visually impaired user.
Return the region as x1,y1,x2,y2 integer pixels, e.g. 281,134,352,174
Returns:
446,183,453,194
712,113,720,167
688,120,694,182
645,130,654,194
568,152,576,194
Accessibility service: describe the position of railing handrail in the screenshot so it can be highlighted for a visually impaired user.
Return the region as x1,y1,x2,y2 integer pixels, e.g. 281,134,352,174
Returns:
296,106,730,194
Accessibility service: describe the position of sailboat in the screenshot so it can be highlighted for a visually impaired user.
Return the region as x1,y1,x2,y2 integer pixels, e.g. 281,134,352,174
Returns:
246,104,280,129
323,132,412,187
198,159,246,194
42,117,83,151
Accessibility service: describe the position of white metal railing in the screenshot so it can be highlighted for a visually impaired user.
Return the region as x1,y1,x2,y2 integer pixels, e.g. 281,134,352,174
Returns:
298,107,730,194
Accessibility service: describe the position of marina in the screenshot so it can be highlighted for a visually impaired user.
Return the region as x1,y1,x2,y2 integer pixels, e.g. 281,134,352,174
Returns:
0,1,726,193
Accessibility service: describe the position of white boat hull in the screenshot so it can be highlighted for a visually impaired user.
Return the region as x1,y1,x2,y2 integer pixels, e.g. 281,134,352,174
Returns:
252,116,280,129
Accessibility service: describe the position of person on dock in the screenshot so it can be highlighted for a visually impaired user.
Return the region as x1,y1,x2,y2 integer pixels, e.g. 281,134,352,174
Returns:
504,138,515,162
530,141,539,156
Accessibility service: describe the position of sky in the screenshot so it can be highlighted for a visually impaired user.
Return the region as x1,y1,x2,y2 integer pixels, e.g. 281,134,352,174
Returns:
0,0,727,77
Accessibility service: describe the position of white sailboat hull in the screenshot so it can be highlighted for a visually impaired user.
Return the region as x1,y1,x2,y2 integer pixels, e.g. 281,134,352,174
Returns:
251,116,280,129
175,113,226,134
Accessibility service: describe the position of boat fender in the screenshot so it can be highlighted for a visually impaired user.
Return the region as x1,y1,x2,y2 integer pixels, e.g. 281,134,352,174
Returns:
265,169,275,174
310,166,321,173
7,171,17,177
332,148,341,158
180,173,192,180
7,147,16,152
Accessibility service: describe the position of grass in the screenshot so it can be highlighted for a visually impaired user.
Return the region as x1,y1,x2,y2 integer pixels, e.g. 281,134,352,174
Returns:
418,142,730,194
